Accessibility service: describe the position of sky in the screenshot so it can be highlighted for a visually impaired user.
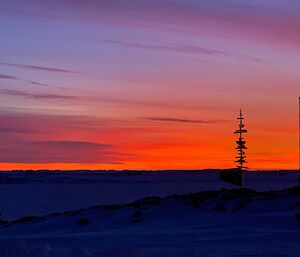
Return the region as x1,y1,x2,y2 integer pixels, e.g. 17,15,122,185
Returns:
0,0,299,170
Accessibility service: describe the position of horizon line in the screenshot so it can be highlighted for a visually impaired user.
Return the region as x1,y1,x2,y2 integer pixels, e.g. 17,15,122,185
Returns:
0,169,298,172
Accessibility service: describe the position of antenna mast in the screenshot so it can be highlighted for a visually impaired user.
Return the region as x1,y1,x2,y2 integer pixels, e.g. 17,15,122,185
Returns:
235,110,248,170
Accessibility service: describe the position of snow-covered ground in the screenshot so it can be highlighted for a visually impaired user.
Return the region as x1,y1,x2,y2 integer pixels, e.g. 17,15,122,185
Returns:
0,170,297,220
0,170,300,256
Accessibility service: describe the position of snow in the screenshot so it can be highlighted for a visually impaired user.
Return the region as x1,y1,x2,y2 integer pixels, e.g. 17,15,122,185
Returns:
0,170,300,256
0,170,297,220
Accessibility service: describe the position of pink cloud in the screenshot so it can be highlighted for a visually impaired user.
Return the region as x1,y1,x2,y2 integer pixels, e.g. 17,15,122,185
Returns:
0,111,124,164
0,140,119,164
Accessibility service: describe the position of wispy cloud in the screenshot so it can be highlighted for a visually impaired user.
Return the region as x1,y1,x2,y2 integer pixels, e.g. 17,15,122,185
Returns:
101,39,230,57
0,111,101,135
31,140,113,150
0,126,35,133
0,89,77,100
0,74,17,80
0,62,77,74
29,81,51,87
29,80,66,90
0,140,121,164
146,117,215,124
0,88,229,113
0,73,56,88
0,110,124,164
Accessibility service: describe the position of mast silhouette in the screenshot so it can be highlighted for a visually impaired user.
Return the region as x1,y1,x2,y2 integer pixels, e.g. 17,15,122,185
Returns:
235,110,248,170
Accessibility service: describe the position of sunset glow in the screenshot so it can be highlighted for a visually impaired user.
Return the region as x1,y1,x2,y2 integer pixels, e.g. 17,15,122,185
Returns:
0,0,299,170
